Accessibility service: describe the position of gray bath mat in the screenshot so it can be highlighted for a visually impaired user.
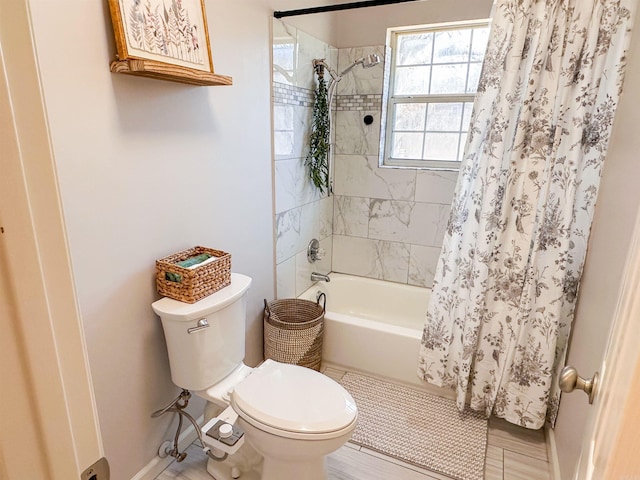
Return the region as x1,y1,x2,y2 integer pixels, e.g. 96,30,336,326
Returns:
339,372,488,480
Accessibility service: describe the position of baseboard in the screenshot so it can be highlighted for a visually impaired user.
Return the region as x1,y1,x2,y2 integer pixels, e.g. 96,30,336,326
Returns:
545,426,563,480
130,415,204,480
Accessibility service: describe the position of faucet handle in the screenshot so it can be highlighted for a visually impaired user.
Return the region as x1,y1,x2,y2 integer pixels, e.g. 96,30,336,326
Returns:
307,239,324,263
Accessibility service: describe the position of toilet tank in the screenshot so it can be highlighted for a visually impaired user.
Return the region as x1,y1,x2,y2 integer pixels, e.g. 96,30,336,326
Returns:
152,273,252,391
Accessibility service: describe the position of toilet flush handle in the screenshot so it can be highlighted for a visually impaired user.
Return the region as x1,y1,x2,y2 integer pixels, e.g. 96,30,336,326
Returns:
187,318,209,334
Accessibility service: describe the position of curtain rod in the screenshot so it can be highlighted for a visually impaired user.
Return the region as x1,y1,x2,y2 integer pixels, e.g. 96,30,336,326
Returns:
274,0,420,19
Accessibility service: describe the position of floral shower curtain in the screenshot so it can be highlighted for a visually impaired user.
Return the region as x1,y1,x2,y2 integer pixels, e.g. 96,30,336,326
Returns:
417,0,636,428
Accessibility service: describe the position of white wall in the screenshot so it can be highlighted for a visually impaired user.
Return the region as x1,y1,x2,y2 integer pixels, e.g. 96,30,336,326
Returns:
335,0,493,47
554,9,640,480
27,1,275,478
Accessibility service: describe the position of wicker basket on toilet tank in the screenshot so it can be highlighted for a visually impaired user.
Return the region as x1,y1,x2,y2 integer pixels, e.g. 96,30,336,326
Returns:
156,246,231,303
263,295,325,371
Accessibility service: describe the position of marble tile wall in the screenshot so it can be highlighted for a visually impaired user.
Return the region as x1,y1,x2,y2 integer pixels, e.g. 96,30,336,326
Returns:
332,46,459,288
272,20,337,298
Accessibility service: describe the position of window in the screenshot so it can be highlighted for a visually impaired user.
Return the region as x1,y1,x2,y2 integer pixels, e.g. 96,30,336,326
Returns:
382,21,490,170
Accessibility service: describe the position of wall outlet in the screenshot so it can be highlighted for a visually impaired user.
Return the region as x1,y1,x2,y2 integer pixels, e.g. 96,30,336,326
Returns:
81,457,109,480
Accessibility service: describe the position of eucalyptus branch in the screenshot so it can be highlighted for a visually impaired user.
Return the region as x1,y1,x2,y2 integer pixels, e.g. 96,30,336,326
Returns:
305,70,331,194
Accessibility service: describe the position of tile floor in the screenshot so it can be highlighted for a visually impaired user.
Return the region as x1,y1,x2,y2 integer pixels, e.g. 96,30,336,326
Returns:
156,367,552,480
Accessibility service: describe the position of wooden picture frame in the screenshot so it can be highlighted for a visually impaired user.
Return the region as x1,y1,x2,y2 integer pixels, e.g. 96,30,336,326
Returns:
108,0,232,86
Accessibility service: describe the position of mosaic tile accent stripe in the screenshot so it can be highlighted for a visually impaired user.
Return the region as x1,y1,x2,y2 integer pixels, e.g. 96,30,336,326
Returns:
273,82,314,107
336,94,383,111
273,84,383,111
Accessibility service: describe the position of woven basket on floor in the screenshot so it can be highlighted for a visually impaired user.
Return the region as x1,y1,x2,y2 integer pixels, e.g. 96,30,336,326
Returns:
263,295,325,371
156,246,231,303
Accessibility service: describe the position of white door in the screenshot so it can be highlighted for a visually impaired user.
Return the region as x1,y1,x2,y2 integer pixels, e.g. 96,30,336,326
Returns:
569,206,640,478
0,0,104,477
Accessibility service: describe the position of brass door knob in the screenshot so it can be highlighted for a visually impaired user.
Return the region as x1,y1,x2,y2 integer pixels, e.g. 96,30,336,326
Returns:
559,366,599,404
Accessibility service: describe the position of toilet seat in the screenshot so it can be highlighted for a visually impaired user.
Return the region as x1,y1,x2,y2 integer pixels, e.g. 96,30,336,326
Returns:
231,360,357,440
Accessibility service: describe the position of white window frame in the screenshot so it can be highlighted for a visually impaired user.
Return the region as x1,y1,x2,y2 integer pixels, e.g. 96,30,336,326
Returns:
381,19,491,171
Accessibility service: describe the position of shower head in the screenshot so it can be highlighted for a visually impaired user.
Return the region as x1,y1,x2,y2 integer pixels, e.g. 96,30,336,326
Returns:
361,53,381,68
339,53,381,76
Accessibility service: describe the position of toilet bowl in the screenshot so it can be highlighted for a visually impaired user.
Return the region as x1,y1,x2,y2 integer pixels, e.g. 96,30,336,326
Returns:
231,359,357,480
152,273,358,480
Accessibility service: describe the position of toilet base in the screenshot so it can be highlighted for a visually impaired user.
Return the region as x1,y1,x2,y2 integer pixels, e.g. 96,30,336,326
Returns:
261,457,326,480
206,457,261,480
237,415,354,480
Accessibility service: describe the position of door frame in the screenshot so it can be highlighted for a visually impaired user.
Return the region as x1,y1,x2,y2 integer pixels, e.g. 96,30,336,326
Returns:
0,0,103,477
574,205,640,478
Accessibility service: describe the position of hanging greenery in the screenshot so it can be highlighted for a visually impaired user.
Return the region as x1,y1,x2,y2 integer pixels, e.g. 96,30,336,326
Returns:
305,66,331,194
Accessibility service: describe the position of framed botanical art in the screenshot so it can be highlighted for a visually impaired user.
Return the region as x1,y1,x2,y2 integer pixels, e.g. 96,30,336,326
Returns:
108,0,232,85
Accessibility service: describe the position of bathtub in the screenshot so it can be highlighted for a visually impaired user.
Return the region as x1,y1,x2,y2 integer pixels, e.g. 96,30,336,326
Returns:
299,273,452,397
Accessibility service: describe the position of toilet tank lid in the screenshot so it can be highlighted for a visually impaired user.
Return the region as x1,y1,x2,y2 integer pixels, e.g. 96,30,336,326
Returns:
151,273,252,321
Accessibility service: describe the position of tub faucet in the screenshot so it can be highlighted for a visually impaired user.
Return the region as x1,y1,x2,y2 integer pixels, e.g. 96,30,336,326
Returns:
311,272,331,282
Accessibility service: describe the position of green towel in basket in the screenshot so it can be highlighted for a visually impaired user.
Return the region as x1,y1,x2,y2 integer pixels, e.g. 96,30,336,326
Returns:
165,253,213,282
176,253,212,268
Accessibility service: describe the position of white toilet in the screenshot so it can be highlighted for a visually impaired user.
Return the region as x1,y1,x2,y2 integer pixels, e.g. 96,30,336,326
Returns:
152,273,357,480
